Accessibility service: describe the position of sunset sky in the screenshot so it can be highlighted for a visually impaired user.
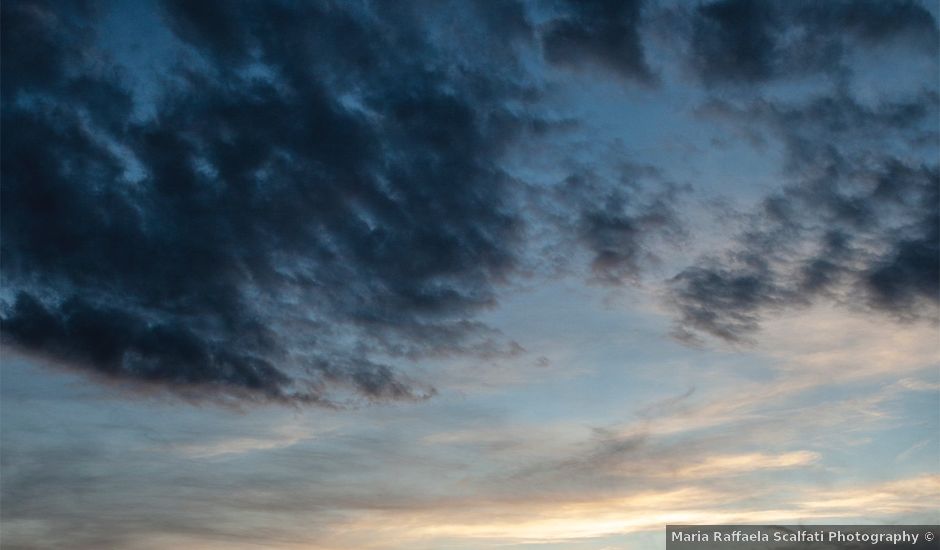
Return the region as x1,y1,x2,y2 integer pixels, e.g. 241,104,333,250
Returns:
1,1,938,548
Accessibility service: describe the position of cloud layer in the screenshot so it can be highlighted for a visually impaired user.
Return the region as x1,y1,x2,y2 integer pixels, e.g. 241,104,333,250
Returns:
670,88,939,343
2,0,937,399
2,0,546,403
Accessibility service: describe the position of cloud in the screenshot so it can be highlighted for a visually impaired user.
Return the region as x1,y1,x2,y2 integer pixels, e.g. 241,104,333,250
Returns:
1,0,692,404
673,451,820,477
169,424,314,460
1,293,313,404
383,475,940,543
540,0,657,84
681,0,938,85
2,322,936,549
0,0,546,404
547,166,687,285
2,0,934,401
696,89,939,168
670,87,939,343
799,475,940,517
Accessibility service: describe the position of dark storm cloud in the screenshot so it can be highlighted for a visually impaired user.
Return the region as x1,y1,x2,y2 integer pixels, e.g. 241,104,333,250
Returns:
2,294,301,401
670,87,939,343
541,0,656,83
4,0,933,395
682,0,938,85
1,0,552,404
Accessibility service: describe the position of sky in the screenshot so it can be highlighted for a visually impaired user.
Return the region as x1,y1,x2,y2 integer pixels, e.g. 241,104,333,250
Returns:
0,0,938,549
